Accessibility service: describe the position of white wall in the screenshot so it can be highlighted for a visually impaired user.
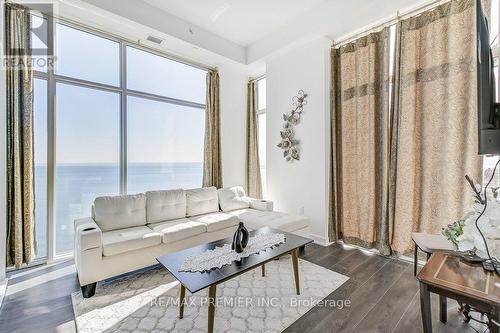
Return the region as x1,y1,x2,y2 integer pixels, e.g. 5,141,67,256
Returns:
266,38,331,245
219,63,248,188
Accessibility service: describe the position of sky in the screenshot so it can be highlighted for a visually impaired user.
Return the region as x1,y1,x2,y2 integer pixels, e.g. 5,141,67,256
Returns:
34,21,207,165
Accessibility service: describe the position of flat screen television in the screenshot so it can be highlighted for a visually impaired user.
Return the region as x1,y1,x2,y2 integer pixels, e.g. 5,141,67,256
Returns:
477,0,500,154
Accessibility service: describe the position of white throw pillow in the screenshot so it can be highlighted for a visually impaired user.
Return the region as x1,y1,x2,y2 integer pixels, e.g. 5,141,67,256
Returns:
185,187,220,216
93,194,147,232
145,189,186,223
217,186,250,212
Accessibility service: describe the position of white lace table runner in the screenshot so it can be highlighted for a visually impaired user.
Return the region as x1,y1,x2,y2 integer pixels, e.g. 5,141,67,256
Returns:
179,233,286,272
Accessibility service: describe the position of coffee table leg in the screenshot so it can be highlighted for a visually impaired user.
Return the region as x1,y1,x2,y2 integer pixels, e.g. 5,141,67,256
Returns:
261,264,266,277
439,295,447,323
179,284,186,319
208,285,217,333
291,249,300,295
420,282,432,333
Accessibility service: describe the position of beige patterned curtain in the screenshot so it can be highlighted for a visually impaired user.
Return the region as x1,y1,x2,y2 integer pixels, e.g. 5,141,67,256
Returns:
482,0,491,21
246,81,262,198
389,0,481,254
203,70,223,188
329,48,341,242
6,4,36,267
330,28,392,254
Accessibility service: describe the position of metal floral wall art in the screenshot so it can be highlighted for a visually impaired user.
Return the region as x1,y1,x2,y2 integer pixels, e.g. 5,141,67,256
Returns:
277,90,308,162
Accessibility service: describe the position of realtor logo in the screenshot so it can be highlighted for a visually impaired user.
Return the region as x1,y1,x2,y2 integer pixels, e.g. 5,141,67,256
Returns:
4,1,56,70
30,3,51,56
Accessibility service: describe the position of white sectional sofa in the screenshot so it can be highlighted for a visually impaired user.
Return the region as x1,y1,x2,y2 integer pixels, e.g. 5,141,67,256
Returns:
74,186,310,297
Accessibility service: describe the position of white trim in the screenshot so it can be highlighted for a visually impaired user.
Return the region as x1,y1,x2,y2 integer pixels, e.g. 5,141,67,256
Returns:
309,233,333,247
255,76,266,113
255,77,267,196
46,14,56,262
397,253,428,268
0,278,7,309
47,252,73,265
120,40,127,195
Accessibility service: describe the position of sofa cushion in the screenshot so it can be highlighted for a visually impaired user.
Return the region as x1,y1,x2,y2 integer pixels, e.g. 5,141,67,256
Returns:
93,194,147,232
102,226,161,256
146,189,186,223
228,209,309,232
185,187,219,216
148,218,206,244
217,186,250,212
189,212,239,232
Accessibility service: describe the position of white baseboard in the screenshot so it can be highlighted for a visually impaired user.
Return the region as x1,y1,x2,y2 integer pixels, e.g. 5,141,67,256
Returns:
0,278,7,309
397,253,427,267
309,233,333,247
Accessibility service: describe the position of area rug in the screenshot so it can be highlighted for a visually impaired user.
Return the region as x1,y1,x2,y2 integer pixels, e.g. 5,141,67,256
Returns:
72,256,349,333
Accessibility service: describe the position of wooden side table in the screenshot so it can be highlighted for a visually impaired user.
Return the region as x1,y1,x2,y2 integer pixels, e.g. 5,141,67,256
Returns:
417,252,500,333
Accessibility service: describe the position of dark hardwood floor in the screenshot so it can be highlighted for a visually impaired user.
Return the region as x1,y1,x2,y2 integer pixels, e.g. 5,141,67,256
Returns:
0,243,488,332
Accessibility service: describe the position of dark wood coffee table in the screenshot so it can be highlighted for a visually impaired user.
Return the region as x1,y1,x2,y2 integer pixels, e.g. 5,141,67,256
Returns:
418,252,500,333
156,226,313,333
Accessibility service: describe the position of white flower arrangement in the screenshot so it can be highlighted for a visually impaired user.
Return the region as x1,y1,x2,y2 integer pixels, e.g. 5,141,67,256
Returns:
454,187,500,259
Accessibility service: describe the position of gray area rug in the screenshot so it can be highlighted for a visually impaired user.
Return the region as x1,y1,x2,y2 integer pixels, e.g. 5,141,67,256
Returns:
72,255,348,333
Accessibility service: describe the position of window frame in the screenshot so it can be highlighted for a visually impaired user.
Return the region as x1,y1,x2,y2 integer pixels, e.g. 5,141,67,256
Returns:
125,95,206,193
32,77,48,264
31,14,208,263
256,78,266,197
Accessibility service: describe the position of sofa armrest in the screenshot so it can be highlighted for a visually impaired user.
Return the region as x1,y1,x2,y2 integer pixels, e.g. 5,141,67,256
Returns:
244,197,274,211
74,217,102,252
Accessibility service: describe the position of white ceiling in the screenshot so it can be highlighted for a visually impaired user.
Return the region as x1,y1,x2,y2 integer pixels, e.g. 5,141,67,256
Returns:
77,0,428,66
142,0,327,46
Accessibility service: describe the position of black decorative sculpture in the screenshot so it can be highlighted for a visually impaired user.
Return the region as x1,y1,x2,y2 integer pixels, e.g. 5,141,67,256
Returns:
232,222,249,253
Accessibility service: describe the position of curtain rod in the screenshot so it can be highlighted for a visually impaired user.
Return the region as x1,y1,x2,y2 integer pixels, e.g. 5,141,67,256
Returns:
333,0,451,47
249,74,266,82
6,0,216,72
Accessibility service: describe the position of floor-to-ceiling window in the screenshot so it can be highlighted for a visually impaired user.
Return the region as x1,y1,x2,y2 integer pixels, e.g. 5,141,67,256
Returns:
127,97,205,193
256,78,267,197
33,78,48,259
55,83,121,255
126,46,206,194
32,15,48,261
31,16,207,261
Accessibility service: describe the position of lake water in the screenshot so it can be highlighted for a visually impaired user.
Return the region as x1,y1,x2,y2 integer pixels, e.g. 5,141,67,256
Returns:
34,163,203,257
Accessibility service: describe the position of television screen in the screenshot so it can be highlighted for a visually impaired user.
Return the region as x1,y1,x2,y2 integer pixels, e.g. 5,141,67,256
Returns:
477,0,500,154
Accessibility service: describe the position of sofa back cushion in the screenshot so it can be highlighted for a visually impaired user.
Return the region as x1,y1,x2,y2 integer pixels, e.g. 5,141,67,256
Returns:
217,186,250,212
93,194,147,231
185,187,219,216
146,189,186,223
